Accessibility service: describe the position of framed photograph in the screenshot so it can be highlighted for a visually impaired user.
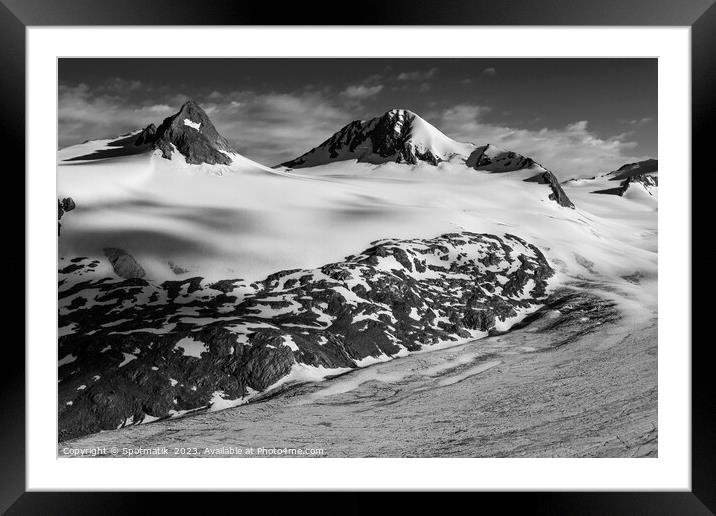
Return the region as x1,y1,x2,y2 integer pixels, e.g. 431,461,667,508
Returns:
6,0,712,511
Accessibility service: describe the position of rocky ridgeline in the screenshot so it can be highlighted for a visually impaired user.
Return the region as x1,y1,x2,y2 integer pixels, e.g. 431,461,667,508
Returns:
606,158,658,181
136,100,237,165
593,172,658,197
618,174,658,195
57,197,75,235
465,145,536,172
281,109,574,208
58,232,554,441
524,170,575,208
282,109,448,168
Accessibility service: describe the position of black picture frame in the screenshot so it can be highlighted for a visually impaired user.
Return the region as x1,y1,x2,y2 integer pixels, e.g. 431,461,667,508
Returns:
4,0,712,512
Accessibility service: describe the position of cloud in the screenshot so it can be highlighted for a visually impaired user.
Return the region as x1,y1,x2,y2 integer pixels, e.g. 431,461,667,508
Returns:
57,82,176,145
58,79,354,165
207,91,353,164
95,77,143,94
482,67,497,76
627,117,653,125
58,79,651,175
435,104,648,179
340,84,384,99
145,104,172,113
397,68,438,81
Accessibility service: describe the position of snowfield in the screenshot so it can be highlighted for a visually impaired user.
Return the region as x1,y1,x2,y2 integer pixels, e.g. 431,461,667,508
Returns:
57,147,656,289
56,104,657,449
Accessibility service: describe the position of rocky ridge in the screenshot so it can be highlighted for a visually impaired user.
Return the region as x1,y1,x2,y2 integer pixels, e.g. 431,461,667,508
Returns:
57,197,75,235
524,170,575,208
280,109,464,168
606,158,658,181
60,100,237,165
138,100,237,165
281,109,574,208
58,232,554,441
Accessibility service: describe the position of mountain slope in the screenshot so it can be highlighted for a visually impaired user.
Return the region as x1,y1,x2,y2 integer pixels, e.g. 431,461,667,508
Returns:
59,100,238,166
58,231,554,440
148,100,237,165
281,109,574,208
606,158,658,181
561,158,659,200
281,109,474,168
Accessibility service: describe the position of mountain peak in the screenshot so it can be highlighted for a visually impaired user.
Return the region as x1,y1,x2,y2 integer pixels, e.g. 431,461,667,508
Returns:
607,158,658,181
180,98,202,109
281,109,472,168
142,100,237,165
175,99,210,122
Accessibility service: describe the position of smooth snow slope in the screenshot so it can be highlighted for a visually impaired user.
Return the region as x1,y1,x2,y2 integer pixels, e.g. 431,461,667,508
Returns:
57,146,657,298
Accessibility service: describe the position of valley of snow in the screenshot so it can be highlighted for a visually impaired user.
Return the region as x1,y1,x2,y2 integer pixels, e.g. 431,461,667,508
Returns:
57,148,656,294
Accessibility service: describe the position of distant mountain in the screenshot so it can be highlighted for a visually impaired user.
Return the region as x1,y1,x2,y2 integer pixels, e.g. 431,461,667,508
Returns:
145,100,237,165
606,158,658,181
281,108,574,208
590,158,658,197
57,103,575,208
281,109,474,168
59,100,238,166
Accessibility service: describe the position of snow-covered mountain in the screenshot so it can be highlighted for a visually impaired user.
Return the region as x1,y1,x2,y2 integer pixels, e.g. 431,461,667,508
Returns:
563,158,658,201
60,100,244,167
56,101,658,441
281,108,574,208
143,99,237,165
605,158,658,181
281,109,475,168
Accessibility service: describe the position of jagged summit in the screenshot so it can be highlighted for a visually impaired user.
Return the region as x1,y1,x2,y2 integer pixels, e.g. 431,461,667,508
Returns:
606,158,658,181
141,99,237,165
59,100,238,166
281,108,474,168
280,108,574,208
590,158,658,197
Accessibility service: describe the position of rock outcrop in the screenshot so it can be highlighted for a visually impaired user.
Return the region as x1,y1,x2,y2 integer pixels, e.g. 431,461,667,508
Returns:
524,171,575,208
60,101,237,165
58,232,554,441
137,100,237,165
466,145,536,172
593,173,658,197
280,109,574,208
607,158,658,181
57,197,75,235
103,248,146,279
134,123,156,146
281,109,469,168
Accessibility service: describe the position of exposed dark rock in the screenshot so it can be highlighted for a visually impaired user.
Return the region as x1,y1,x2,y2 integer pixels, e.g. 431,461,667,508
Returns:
168,261,189,275
135,123,157,146
63,133,154,162
57,197,76,235
62,101,236,165
282,109,450,168
467,145,535,172
58,232,555,441
592,173,658,197
524,171,575,208
103,248,146,279
607,158,658,181
148,100,236,165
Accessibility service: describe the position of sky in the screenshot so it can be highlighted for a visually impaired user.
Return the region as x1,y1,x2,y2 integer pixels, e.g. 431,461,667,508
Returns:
58,58,657,178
